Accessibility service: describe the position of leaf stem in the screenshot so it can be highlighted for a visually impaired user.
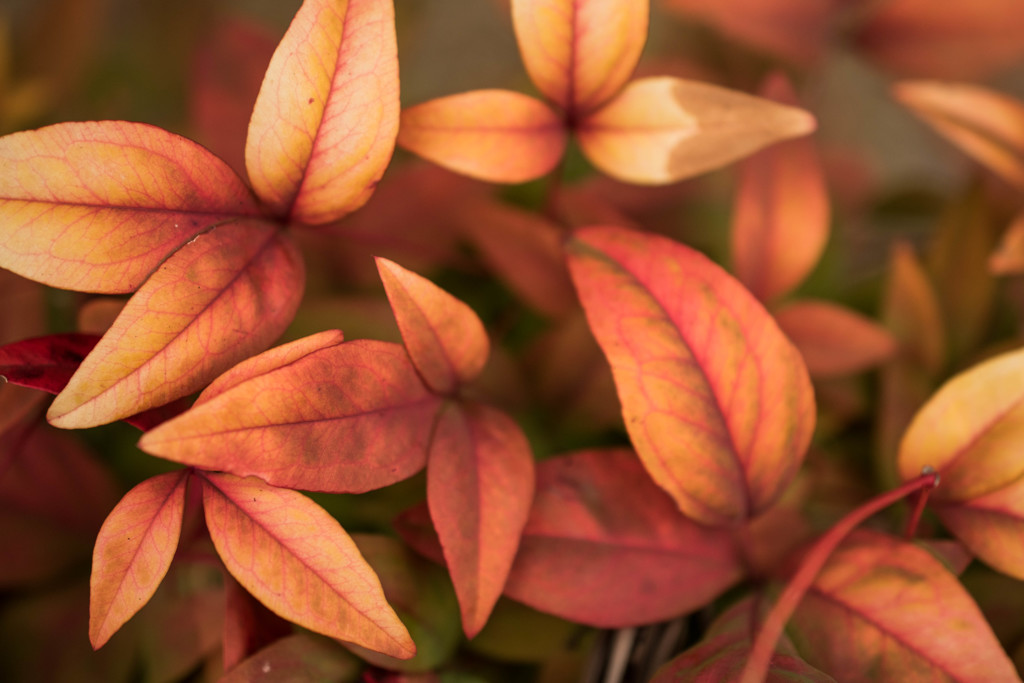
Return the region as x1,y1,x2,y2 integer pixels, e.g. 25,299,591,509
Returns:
739,470,940,683
903,466,939,539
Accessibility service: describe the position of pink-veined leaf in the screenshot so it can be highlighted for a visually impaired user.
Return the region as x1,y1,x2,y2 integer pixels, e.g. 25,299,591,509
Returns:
245,0,399,224
651,597,835,682
139,337,442,493
200,472,415,658
220,633,361,683
47,220,304,429
0,121,259,292
576,77,816,184
898,346,1024,580
774,300,897,378
566,226,815,525
731,73,829,303
89,470,190,649
893,80,1024,191
398,90,567,184
426,402,534,638
376,258,490,395
511,0,649,114
787,530,1018,681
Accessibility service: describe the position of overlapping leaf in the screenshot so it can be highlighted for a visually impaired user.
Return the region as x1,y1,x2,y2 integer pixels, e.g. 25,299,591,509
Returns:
774,301,896,378
245,0,399,224
899,346,1024,580
89,470,189,649
566,226,815,525
200,472,414,658
787,530,1018,681
139,334,441,493
221,633,361,683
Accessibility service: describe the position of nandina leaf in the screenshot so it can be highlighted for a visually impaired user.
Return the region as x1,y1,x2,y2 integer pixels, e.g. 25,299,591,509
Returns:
575,77,816,184
47,220,304,428
376,258,490,395
501,449,742,626
245,0,399,224
397,90,567,184
774,301,897,378
893,81,1024,190
0,333,100,394
885,241,946,374
511,0,649,114
455,198,576,317
426,402,534,638
787,530,1018,681
199,472,415,658
731,73,829,303
220,633,361,683
566,226,815,525
651,597,834,682
222,571,293,671
898,347,1024,579
139,338,442,493
0,121,258,292
89,470,189,649
990,210,1024,275
856,0,1024,79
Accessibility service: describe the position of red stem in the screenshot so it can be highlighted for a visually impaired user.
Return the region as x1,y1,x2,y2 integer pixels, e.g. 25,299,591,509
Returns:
739,471,940,683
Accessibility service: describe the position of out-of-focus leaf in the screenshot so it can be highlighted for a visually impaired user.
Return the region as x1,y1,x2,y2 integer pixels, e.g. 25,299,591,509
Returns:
140,337,441,493
246,0,399,224
344,534,461,672
90,470,189,649
661,0,838,64
576,77,816,185
220,633,361,683
77,297,126,335
898,347,1024,580
0,121,258,292
774,300,897,378
787,530,1018,681
990,210,1024,275
222,572,294,672
398,90,567,183
858,0,1024,79
468,598,582,664
894,81,1024,190
201,472,415,658
731,73,829,303
377,258,489,394
511,0,648,113
651,597,835,682
427,402,534,637
566,226,815,525
466,449,740,627
47,221,304,428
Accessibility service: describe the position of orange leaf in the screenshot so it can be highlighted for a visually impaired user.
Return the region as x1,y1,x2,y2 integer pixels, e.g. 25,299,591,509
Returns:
774,300,897,378
47,220,304,428
245,0,399,224
788,530,1017,681
200,472,415,658
511,0,648,114
0,121,258,292
377,258,489,394
899,347,1024,579
89,470,189,649
397,90,567,184
884,241,946,374
426,402,534,637
566,226,815,525
893,80,1024,191
856,0,1024,80
139,338,442,493
576,77,816,184
990,210,1024,275
502,449,742,626
731,73,829,303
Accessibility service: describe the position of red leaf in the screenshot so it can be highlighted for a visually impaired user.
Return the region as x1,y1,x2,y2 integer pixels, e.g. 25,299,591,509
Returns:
139,336,442,493
245,0,399,224
89,470,190,649
0,121,258,292
426,402,534,637
0,333,100,394
200,472,415,658
47,221,304,428
566,226,815,525
377,258,490,394
774,300,897,378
